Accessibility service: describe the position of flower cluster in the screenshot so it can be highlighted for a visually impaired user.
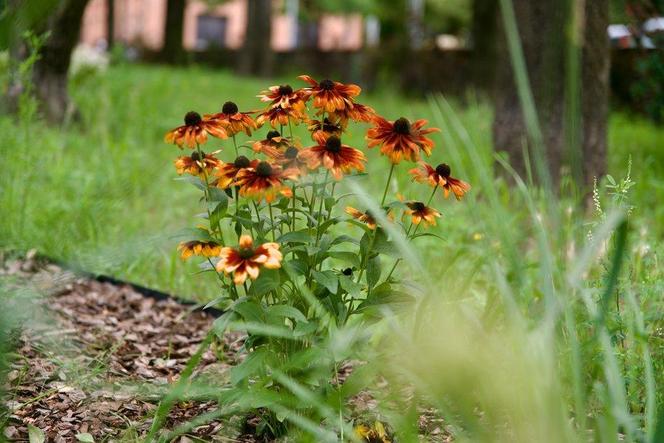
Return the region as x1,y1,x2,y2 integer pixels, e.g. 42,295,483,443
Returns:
165,74,470,290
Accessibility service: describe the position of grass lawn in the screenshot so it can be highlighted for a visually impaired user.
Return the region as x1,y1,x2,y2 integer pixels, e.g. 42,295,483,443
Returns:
1,64,661,301
2,63,664,440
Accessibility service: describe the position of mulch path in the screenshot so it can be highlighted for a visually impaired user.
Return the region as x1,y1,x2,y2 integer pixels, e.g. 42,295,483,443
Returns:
1,252,248,442
1,252,452,442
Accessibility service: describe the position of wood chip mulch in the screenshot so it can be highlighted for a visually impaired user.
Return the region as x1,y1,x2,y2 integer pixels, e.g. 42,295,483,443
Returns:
1,252,249,442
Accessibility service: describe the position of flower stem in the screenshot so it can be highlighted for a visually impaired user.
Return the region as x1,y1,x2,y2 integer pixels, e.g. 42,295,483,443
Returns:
196,143,224,244
232,135,239,157
268,202,276,241
381,163,396,206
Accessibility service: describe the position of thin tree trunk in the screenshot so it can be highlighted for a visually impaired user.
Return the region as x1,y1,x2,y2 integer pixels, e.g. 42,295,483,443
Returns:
106,0,114,49
493,0,568,187
470,0,499,94
160,0,186,64
32,0,90,124
238,0,273,76
581,0,609,187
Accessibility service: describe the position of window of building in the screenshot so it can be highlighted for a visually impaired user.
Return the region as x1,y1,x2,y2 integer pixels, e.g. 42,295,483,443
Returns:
196,14,228,50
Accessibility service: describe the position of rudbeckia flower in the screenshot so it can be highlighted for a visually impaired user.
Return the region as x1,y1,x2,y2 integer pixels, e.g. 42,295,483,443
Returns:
213,155,257,189
215,235,282,284
307,117,342,144
299,136,366,180
354,421,391,443
164,111,228,149
252,130,291,159
174,150,221,178
298,75,361,113
206,101,258,137
177,240,222,259
345,206,377,230
405,201,441,226
330,102,376,126
408,162,471,200
235,161,298,203
366,116,439,164
274,145,309,177
257,84,307,110
256,105,306,128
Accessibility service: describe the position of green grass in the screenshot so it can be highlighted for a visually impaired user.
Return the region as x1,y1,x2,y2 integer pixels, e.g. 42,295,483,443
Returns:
1,64,661,301
2,63,664,440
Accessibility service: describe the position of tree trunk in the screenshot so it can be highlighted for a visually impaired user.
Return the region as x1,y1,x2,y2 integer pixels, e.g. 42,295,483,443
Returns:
470,0,499,94
160,0,186,64
32,0,90,125
581,0,609,187
106,0,114,49
238,0,273,76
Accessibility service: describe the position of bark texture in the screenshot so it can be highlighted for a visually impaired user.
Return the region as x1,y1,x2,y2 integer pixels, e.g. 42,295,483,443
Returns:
492,0,610,191
32,0,90,124
581,0,610,186
238,0,273,76
160,0,186,64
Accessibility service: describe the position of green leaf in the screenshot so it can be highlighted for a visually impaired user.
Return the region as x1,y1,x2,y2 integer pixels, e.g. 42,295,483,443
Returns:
366,255,381,289
267,305,308,323
171,227,213,242
358,282,415,309
331,235,359,246
249,268,281,297
312,270,339,294
324,197,336,211
327,250,361,268
606,174,616,186
339,275,362,298
212,310,238,337
209,199,228,227
174,175,206,191
231,348,268,385
277,230,312,244
76,433,95,443
28,425,45,443
208,187,228,202
232,300,264,323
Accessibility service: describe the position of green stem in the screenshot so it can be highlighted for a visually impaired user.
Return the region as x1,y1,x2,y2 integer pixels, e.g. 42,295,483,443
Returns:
291,184,297,231
232,135,239,157
268,202,276,241
196,143,224,244
381,163,396,206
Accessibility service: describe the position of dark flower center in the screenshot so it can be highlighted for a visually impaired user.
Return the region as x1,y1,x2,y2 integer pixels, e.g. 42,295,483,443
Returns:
322,118,339,132
184,111,202,126
191,151,203,161
319,79,335,90
393,117,411,135
411,201,426,211
256,161,273,177
435,163,451,178
325,136,342,153
222,101,239,115
278,84,293,95
238,247,255,259
285,146,299,159
234,155,251,169
342,267,353,276
266,130,280,140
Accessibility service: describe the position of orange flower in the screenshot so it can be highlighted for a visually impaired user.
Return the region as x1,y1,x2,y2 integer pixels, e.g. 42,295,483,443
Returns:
257,84,307,110
330,102,376,126
345,206,377,230
256,105,306,128
234,161,298,203
408,162,471,200
405,201,441,226
274,145,309,177
206,101,257,136
178,240,222,259
252,130,291,159
366,116,439,164
213,155,257,189
164,111,228,149
298,75,361,113
299,136,366,180
174,150,221,178
307,117,342,144
215,235,282,284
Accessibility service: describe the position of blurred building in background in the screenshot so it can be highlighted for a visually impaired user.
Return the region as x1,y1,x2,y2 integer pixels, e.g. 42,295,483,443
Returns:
80,0,365,52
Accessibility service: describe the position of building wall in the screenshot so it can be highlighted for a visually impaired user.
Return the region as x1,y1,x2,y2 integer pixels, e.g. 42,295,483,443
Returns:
79,0,364,52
